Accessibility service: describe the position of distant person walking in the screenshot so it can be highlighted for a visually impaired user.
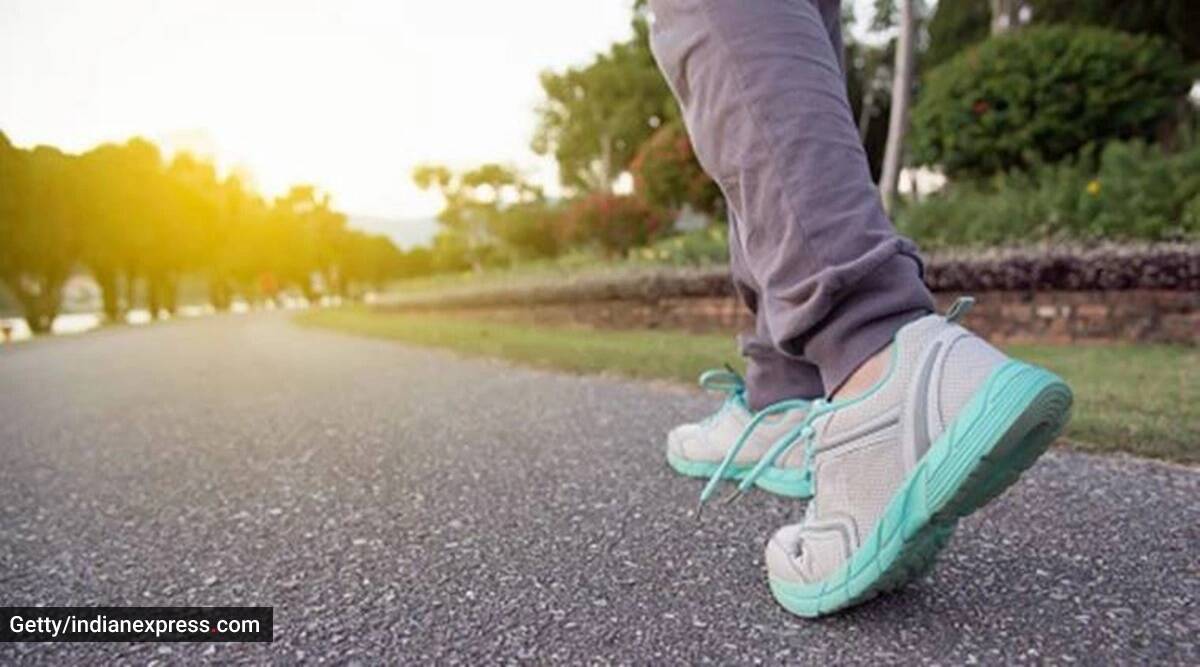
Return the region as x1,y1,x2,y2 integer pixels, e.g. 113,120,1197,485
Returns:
650,0,1073,617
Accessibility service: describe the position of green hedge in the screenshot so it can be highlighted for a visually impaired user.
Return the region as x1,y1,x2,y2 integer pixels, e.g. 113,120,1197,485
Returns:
897,140,1200,248
628,226,728,266
911,26,1193,177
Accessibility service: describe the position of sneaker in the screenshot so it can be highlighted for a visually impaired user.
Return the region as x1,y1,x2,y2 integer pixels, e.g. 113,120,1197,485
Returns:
666,368,814,499
751,298,1072,617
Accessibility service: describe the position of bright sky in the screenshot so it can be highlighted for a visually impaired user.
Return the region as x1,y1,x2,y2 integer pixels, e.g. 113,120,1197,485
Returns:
1,0,882,227
0,0,635,220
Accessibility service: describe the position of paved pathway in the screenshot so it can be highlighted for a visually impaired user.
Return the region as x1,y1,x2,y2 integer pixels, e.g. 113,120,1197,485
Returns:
1,314,1196,663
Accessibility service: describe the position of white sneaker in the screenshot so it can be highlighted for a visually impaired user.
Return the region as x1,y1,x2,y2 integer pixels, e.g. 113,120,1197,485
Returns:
753,298,1072,617
666,368,814,499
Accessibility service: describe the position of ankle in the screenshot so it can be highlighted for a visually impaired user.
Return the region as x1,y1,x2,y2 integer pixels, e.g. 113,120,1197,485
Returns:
832,344,892,401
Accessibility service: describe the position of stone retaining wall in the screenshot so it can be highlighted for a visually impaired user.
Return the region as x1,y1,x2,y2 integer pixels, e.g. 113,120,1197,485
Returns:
411,290,1197,345
378,245,1200,344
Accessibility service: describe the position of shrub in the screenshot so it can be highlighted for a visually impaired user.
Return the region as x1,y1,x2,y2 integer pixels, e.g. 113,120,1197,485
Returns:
565,193,669,257
629,123,724,218
897,140,1200,248
629,226,729,266
922,243,1200,292
492,200,569,261
911,26,1193,177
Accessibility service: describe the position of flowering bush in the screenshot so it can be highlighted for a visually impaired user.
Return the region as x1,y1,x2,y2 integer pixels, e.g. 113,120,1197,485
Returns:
629,123,724,218
565,193,669,257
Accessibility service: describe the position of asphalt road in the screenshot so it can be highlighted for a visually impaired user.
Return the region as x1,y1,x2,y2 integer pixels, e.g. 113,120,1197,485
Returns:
1,313,1197,664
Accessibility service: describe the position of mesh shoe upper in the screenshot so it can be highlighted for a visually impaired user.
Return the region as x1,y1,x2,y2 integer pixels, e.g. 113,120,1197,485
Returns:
668,392,811,467
767,313,1008,585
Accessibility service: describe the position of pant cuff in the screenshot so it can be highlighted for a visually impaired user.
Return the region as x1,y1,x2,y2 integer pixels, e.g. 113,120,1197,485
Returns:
739,334,824,411
805,253,933,395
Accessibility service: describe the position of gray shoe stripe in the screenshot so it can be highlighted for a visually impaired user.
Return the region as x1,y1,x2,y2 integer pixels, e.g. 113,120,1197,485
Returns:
815,406,900,453
925,326,973,445
798,517,855,558
902,325,973,473
905,340,942,471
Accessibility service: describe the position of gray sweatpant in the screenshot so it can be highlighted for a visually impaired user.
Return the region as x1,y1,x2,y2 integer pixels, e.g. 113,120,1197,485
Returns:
648,0,934,408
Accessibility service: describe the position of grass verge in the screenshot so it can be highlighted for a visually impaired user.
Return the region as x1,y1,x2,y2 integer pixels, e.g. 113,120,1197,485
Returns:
295,308,1198,464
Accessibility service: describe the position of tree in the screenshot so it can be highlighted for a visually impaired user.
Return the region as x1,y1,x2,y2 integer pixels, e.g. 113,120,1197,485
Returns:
74,139,168,320
1,129,372,327
413,163,549,270
989,0,1024,33
78,143,134,321
1031,0,1199,61
269,185,345,300
337,231,406,297
107,138,170,317
845,37,896,182
531,13,678,193
924,1,992,69
147,152,215,317
879,0,917,211
0,139,81,333
204,172,264,311
926,1,1200,70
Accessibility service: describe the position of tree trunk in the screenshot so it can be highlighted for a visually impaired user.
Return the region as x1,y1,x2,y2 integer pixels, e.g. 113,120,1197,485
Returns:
163,274,179,315
596,132,614,194
879,0,915,213
989,0,1020,34
93,266,122,322
124,272,138,317
300,276,317,303
8,274,66,335
858,77,878,142
147,275,161,320
209,277,232,311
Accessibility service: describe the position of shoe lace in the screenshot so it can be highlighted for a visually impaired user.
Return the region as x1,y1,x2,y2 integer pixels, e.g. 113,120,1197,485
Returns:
698,365,744,394
696,365,746,425
696,398,842,518
694,296,977,518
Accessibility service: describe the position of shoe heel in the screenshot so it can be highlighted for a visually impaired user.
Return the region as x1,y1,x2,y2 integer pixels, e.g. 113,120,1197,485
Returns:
936,362,1073,518
769,360,1072,619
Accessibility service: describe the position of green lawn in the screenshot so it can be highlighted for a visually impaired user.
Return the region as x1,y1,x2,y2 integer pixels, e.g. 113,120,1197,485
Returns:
295,308,1199,464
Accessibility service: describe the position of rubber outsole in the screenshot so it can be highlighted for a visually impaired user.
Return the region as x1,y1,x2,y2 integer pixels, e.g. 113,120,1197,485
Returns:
768,360,1072,617
666,451,813,499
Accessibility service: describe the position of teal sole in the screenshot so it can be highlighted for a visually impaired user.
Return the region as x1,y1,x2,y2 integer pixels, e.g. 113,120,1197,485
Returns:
768,360,1073,618
666,451,813,499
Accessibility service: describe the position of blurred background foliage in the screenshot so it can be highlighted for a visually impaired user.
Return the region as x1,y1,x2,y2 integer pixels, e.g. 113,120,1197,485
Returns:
897,139,1200,248
911,25,1192,176
0,133,421,332
412,0,1197,270
2,0,1198,333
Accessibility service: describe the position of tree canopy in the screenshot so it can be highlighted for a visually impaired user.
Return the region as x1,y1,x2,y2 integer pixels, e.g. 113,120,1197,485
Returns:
531,14,678,193
0,132,415,333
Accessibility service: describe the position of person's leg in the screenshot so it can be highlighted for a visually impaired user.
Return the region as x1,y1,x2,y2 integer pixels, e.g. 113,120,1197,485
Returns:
729,210,824,411
648,0,933,395
663,208,819,500
649,0,1072,619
